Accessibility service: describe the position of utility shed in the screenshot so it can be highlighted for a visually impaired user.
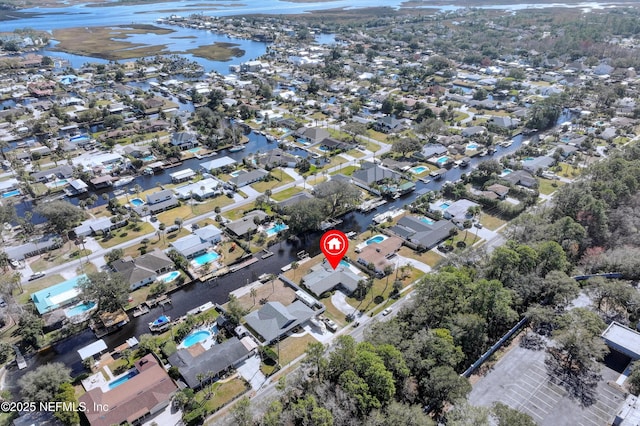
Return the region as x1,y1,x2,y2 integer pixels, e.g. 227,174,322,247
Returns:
601,322,640,359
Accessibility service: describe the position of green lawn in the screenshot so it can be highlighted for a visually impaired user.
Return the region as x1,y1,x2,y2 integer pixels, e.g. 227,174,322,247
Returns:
330,165,357,176
251,171,294,192
270,186,304,202
17,274,66,304
365,130,387,144
479,213,506,231
276,334,318,366
537,178,564,195
198,378,248,413
345,149,366,159
30,246,91,272
98,222,155,249
557,162,581,178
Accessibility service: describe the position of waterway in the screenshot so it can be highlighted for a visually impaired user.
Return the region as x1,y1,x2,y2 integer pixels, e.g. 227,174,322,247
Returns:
8,109,576,382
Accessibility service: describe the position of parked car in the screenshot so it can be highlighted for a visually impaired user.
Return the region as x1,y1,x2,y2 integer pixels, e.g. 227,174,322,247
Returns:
474,222,483,229
0,297,6,308
382,308,392,316
9,259,19,268
29,272,45,281
324,318,338,332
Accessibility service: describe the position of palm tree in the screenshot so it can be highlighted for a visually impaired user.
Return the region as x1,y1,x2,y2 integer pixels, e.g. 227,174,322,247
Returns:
250,288,258,306
291,261,299,278
0,251,9,272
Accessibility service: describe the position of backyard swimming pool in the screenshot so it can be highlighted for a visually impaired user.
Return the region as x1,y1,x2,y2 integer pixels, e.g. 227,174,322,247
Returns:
266,222,288,237
130,198,145,207
366,234,388,245
142,155,156,162
182,330,211,348
192,251,220,267
70,134,90,143
500,168,513,176
108,370,139,390
420,217,435,225
410,166,427,174
159,271,180,283
1,189,20,198
439,202,451,209
229,170,243,177
188,147,202,153
436,156,449,165
46,179,68,188
467,143,479,150
65,301,96,318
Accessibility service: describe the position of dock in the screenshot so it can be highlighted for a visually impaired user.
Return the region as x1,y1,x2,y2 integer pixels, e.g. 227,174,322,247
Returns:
13,345,26,370
320,218,343,230
261,249,274,259
358,198,387,212
132,305,150,317
230,257,259,272
144,294,171,308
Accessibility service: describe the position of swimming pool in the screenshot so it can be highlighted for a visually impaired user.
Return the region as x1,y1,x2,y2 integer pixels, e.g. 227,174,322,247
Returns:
130,198,145,207
188,147,201,153
500,168,513,176
229,170,243,177
70,134,90,142
467,143,479,150
366,234,388,245
436,156,449,165
141,155,156,162
410,166,427,174
439,202,450,209
108,370,139,390
339,260,351,268
193,251,220,267
1,189,20,198
65,301,96,318
523,157,534,161
296,138,310,146
420,217,435,225
266,223,288,237
181,330,211,348
46,179,68,188
159,271,180,283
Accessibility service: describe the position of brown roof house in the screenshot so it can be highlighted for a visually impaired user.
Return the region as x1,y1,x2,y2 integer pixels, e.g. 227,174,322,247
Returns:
356,236,403,277
79,354,177,426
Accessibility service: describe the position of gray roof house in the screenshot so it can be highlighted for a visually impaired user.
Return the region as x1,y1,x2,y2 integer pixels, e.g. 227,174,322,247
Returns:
134,189,179,215
170,132,198,150
298,127,330,144
168,337,253,389
73,217,127,238
461,126,486,137
352,162,401,187
230,169,269,188
389,216,456,250
6,235,63,261
225,211,268,237
244,301,315,345
200,156,237,172
441,199,480,223
301,260,364,297
374,116,403,133
170,234,213,259
193,224,223,244
111,248,174,290
501,170,537,188
31,165,74,183
277,192,314,211
257,149,298,169
413,143,448,160
521,156,555,174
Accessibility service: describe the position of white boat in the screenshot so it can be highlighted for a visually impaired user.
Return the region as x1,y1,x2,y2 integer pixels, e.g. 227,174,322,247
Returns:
113,176,135,187
228,145,245,152
149,315,171,332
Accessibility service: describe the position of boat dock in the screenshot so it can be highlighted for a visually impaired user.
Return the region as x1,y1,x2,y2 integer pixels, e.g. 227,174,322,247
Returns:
359,198,387,212
230,256,259,272
132,305,150,317
144,294,171,308
261,249,274,259
320,218,343,230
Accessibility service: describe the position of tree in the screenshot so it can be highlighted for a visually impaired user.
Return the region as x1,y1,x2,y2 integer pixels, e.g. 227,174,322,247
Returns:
366,401,435,426
54,382,81,425
226,294,247,326
19,363,71,403
35,200,85,237
19,312,44,349
291,261,299,278
420,366,471,415
289,395,334,426
492,402,536,426
391,138,422,157
342,121,368,144
105,248,124,264
314,180,362,217
285,198,327,235
628,361,640,395
175,217,183,230
304,342,328,381
250,287,258,306
78,271,129,314
232,396,253,426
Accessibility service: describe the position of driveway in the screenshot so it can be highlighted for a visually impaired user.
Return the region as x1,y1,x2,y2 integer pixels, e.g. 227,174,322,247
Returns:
331,291,355,317
395,255,431,273
236,354,266,391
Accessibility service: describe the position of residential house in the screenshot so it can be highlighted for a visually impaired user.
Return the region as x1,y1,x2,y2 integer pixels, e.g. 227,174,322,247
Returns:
244,301,315,345
169,168,196,183
122,145,151,158
301,260,364,297
489,116,521,129
352,162,402,193
73,217,127,238
200,156,237,173
485,183,509,200
31,274,87,315
173,178,222,200
169,224,222,259
79,354,178,426
389,216,457,251
168,337,254,389
297,127,330,144
30,164,74,183
501,170,538,188
170,132,198,150
229,169,268,188
356,236,403,276
110,248,174,290
461,126,486,137
521,156,555,174
318,137,354,152
374,116,403,133
441,199,480,225
276,191,314,212
134,189,179,216
413,143,448,161
6,235,63,261
225,210,268,238
257,148,298,169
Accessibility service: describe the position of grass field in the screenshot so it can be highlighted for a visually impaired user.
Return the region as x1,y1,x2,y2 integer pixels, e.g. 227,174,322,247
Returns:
276,333,318,366
479,213,506,231
251,171,294,192
270,186,303,202
557,162,581,178
98,222,155,249
537,178,564,195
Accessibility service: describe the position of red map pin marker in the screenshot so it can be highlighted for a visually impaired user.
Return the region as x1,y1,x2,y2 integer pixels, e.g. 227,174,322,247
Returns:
320,230,349,270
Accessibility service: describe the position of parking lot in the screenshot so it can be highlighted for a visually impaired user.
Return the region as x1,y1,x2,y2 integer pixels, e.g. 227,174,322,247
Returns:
469,344,625,425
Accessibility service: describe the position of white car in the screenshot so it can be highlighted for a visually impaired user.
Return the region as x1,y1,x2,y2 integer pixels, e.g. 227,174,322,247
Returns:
382,308,392,316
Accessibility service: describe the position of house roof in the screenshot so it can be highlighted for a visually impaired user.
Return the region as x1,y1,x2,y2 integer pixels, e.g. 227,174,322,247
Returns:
521,156,555,173
225,211,268,237
299,127,330,142
79,354,177,426
170,234,212,258
501,170,537,187
277,191,314,209
147,189,174,204
486,183,509,197
352,164,400,185
168,337,251,388
391,216,456,249
193,225,223,241
258,148,298,168
112,249,173,287
171,132,197,145
357,236,403,272
230,169,268,187
443,199,480,221
200,156,237,171
302,261,363,296
244,301,315,343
